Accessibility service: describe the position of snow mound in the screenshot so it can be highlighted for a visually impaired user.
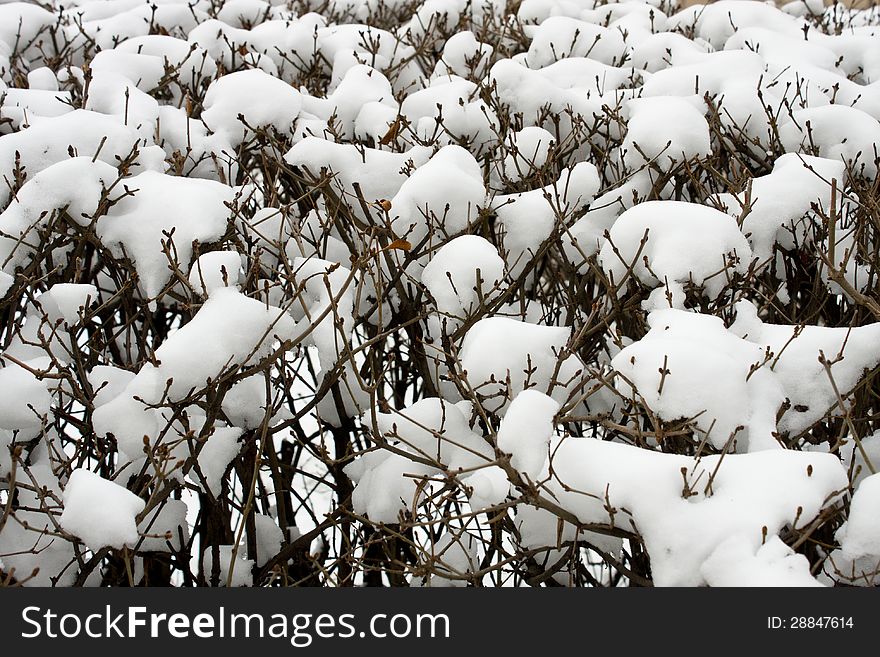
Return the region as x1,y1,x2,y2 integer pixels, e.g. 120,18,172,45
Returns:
737,154,845,263
544,437,847,586
731,300,880,436
599,201,752,303
60,469,145,551
460,317,582,411
203,69,303,144
496,389,560,479
612,308,785,451
390,145,487,252
779,105,880,178
622,96,711,167
421,234,505,321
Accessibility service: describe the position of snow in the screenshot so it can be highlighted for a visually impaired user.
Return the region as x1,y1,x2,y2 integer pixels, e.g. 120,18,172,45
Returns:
371,396,492,470
415,531,480,587
188,19,278,76
222,374,288,430
640,50,766,99
496,389,560,479
88,365,136,408
542,437,847,586
203,545,254,586
322,65,395,140
189,251,244,296
599,201,752,302
0,157,115,272
216,0,277,27
0,3,56,55
779,105,880,178
96,170,238,304
284,138,432,218
0,361,52,430
68,2,206,50
151,287,297,395
835,473,880,561
669,0,807,49
405,78,498,153
622,96,711,167
432,31,493,80
0,283,98,374
516,503,623,557
0,429,12,479
1,0,879,589
92,287,296,461
80,70,160,141
89,49,169,94
487,58,603,130
202,69,303,144
421,234,505,320
460,317,583,411
524,17,628,68
348,396,497,521
736,154,845,263
249,513,284,568
731,300,880,436
154,104,236,181
289,256,356,366
629,32,708,72
611,307,785,451
137,499,189,552
563,170,654,265
727,28,840,72
495,163,599,278
502,127,555,182
60,469,145,551
195,426,243,495
38,283,98,325
461,465,510,512
345,450,433,524
389,145,487,252
824,470,880,586
1,88,72,129
0,460,78,585
113,35,217,86
0,516,77,586
0,270,13,298
842,431,880,490
701,535,823,587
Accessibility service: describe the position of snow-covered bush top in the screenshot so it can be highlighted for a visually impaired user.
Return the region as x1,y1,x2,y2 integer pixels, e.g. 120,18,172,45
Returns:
1,0,879,588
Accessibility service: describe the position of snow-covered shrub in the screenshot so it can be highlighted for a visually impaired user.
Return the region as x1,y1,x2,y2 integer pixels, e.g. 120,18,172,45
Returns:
1,0,880,588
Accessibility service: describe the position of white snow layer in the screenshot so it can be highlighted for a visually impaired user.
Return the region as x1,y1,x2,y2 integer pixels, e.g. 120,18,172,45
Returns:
1,0,878,589
542,438,847,586
60,469,146,551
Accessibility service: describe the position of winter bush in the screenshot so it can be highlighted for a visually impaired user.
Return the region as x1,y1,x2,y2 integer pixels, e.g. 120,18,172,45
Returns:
0,0,879,587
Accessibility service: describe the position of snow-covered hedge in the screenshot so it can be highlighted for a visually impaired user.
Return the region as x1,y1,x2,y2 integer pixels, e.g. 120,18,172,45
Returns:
1,0,879,587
